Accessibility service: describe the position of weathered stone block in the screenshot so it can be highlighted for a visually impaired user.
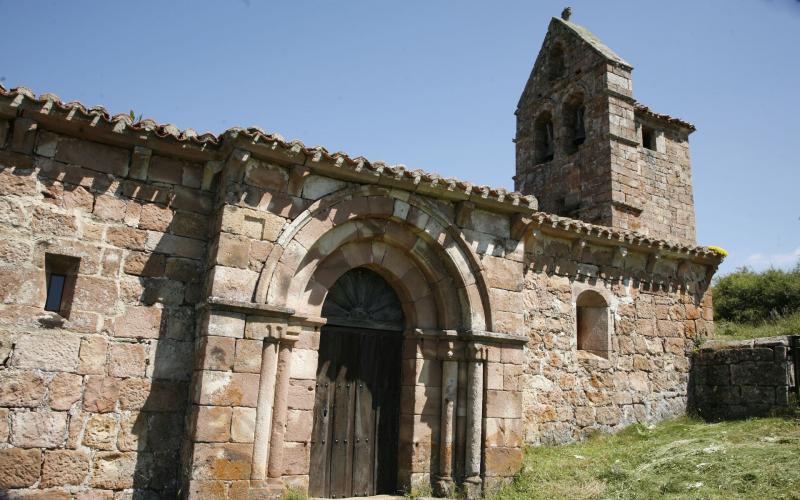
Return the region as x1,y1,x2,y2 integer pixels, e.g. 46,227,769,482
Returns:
289,349,318,380
112,306,163,339
230,407,256,443
91,451,137,489
0,370,46,407
83,413,118,450
285,409,313,443
118,411,147,451
41,449,90,487
0,447,41,488
485,390,522,419
195,371,260,407
83,376,121,413
10,332,81,372
208,266,259,302
233,339,262,374
54,137,130,177
78,336,108,375
198,336,236,371
484,447,523,477
11,409,68,448
194,406,232,442
192,442,253,480
287,379,315,411
108,341,148,378
282,441,310,476
48,373,83,410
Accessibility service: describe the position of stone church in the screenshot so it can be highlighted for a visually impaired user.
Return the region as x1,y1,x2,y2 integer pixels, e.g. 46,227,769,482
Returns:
0,11,723,499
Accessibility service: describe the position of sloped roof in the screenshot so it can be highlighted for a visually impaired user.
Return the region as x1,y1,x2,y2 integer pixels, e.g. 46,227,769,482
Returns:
634,103,696,132
0,84,723,262
552,16,632,69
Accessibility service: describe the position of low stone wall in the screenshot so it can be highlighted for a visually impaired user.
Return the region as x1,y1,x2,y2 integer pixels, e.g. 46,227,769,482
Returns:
689,336,796,420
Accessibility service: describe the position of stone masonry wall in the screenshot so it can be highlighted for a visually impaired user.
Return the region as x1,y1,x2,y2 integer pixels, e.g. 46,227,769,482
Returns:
522,232,714,444
689,337,794,421
0,120,210,497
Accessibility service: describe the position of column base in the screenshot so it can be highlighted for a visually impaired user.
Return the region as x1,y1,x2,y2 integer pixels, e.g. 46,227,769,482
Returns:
433,475,455,497
464,476,483,500
247,480,285,500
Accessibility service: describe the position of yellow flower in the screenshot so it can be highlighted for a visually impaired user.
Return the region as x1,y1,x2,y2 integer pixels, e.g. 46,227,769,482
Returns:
707,246,728,257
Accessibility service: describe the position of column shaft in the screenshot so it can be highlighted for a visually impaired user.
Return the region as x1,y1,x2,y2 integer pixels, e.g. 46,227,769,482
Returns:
464,358,484,481
251,340,280,480
439,359,459,480
267,342,294,482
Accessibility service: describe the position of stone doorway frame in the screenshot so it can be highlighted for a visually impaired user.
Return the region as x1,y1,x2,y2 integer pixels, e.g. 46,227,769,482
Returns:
186,187,527,498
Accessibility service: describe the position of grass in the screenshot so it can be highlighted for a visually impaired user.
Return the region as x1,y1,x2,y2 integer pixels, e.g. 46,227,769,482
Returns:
714,311,800,341
491,416,800,500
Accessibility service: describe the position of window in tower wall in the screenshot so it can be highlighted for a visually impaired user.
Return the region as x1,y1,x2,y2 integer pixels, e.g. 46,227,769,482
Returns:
44,253,80,318
642,124,657,151
534,112,555,164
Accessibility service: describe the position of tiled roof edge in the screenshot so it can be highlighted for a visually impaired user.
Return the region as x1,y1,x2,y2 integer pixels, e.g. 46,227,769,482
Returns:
0,85,720,261
634,102,696,132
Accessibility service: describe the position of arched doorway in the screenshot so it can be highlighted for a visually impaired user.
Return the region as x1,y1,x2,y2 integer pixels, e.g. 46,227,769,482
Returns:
309,268,404,498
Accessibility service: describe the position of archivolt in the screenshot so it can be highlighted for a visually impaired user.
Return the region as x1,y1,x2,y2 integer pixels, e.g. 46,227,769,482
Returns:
254,185,492,331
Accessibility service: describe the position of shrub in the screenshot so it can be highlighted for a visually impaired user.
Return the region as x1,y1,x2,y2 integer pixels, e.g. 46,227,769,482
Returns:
713,264,800,323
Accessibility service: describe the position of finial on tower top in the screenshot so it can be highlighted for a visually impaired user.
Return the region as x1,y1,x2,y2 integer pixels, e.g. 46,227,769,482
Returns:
561,6,572,21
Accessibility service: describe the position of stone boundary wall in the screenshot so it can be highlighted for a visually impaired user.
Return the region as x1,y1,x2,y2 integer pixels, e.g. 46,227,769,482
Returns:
689,336,796,420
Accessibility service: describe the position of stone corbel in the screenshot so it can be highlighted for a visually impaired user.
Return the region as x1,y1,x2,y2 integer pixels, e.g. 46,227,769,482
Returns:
245,315,299,342
510,213,530,241
201,160,224,191
571,238,587,261
10,117,37,154
287,164,310,197
222,147,251,186
612,245,628,268
130,146,152,180
645,251,661,274
455,200,476,228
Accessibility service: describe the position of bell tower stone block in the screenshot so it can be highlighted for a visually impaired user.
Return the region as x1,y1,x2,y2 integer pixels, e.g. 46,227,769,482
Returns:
515,13,698,245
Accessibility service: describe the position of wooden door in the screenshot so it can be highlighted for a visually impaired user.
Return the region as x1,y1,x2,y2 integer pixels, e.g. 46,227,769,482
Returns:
309,268,404,498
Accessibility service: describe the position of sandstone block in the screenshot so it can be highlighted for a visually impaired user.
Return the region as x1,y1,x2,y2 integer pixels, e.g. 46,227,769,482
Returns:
0,408,7,441
230,406,256,443
78,336,108,375
0,370,46,407
484,417,523,448
54,137,130,176
123,250,166,277
287,379,315,411
0,448,41,488
192,443,253,480
147,339,194,381
107,226,148,251
32,206,77,237
282,441,310,476
198,336,236,371
84,376,121,413
208,266,259,303
10,331,81,372
195,371,260,407
73,275,118,314
139,203,174,231
112,306,163,338
233,339,262,373
194,406,232,442
215,233,251,269
108,341,148,377
93,195,128,221
485,390,522,419
48,373,83,410
118,411,148,451
484,447,523,477
205,311,246,338
83,413,119,450
41,449,90,487
91,451,137,489
285,409,313,443
289,349,318,380
11,409,68,448
146,232,205,260
172,211,208,240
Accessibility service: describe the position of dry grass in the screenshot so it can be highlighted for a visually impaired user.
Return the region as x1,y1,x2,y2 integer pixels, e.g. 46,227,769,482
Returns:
714,311,800,341
491,416,800,500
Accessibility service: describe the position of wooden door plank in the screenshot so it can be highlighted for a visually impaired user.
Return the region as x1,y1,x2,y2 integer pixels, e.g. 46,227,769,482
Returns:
329,330,358,498
375,332,402,494
352,333,379,496
309,328,341,498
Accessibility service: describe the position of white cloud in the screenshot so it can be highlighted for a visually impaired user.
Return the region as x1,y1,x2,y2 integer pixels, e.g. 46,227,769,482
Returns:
742,247,800,271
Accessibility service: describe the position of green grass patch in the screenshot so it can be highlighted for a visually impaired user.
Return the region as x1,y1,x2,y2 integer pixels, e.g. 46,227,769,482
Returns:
715,311,800,341
492,416,800,500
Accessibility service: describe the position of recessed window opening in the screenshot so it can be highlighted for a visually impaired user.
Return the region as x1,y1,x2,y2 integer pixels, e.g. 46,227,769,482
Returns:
576,290,610,359
642,124,657,151
534,112,555,164
548,45,565,81
563,93,586,154
44,254,80,317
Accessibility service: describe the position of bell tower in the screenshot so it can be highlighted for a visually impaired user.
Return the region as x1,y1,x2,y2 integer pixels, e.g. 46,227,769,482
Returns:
515,10,698,245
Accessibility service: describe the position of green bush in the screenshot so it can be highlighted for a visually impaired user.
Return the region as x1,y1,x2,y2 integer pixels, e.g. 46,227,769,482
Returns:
713,264,800,323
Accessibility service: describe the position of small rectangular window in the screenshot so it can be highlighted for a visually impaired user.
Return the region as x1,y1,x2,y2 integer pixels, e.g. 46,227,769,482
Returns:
642,125,657,151
44,254,80,317
44,273,66,312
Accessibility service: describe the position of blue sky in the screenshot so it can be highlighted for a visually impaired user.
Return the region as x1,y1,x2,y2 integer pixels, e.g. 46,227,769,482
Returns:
2,0,798,275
